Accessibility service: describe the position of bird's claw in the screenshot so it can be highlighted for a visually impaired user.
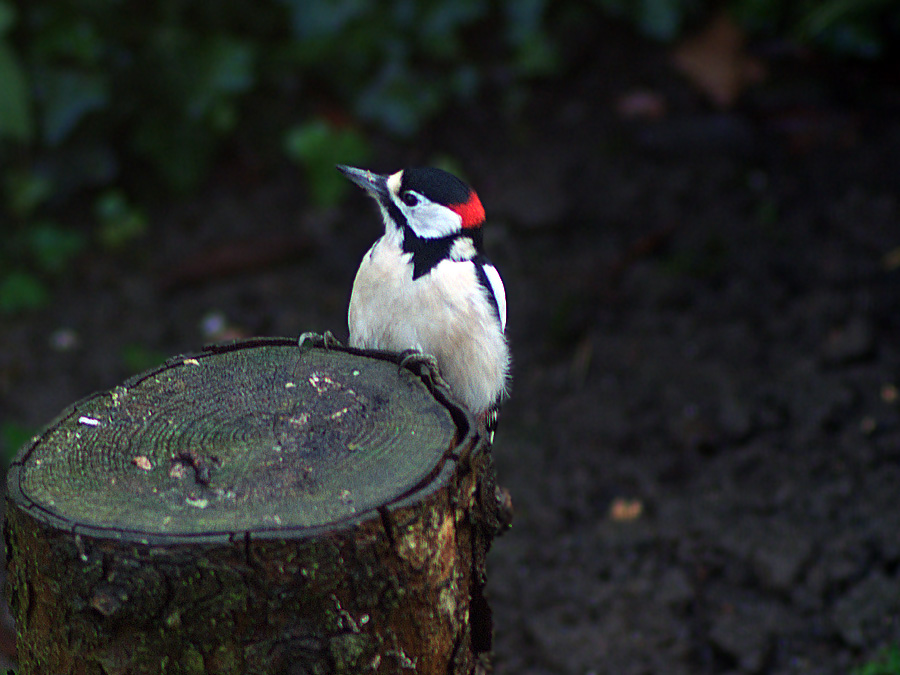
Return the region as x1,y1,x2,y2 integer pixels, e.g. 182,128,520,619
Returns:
398,349,450,392
298,330,342,351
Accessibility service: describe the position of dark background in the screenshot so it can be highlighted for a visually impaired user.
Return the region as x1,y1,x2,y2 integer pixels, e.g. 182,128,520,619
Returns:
2,4,900,673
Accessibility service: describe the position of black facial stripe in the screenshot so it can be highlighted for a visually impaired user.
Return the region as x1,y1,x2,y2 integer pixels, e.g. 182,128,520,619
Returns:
405,230,454,280
381,191,446,279
384,196,407,232
473,254,502,326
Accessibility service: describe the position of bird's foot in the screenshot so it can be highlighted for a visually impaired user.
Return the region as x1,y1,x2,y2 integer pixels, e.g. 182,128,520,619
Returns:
398,349,450,393
479,404,501,446
298,330,343,351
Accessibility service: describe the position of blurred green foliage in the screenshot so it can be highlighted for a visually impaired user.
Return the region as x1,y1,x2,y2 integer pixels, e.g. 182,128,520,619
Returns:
731,0,899,58
119,343,169,375
0,270,50,314
0,0,897,313
601,0,900,51
596,0,695,41
0,420,33,467
284,120,371,207
95,190,148,250
854,646,900,675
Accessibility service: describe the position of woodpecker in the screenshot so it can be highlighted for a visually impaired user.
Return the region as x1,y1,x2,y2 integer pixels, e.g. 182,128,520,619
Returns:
338,164,510,439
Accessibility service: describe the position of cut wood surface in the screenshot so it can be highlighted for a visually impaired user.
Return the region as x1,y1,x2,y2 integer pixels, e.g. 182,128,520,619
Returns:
5,338,506,675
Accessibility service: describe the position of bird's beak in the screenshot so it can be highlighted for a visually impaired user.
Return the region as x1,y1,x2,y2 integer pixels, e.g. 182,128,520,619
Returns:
337,165,389,199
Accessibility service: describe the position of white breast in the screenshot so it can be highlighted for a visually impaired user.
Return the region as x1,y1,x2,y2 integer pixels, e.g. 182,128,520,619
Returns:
348,236,510,414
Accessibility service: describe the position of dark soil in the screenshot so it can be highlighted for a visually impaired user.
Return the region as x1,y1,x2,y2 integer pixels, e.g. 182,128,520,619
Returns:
3,23,900,675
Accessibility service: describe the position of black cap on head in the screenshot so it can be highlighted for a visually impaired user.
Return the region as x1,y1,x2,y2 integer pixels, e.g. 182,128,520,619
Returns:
400,167,472,207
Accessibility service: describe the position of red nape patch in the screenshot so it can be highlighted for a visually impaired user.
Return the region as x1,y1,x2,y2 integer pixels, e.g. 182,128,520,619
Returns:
450,191,485,229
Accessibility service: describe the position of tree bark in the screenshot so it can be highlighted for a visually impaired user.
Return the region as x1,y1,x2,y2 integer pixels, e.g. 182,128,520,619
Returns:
5,338,506,675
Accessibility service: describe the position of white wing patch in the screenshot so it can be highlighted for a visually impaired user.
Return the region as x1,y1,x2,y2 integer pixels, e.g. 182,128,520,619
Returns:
481,262,507,332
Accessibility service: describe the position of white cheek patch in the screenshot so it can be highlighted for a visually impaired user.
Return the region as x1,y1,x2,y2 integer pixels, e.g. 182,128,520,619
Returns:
394,197,463,239
415,203,462,238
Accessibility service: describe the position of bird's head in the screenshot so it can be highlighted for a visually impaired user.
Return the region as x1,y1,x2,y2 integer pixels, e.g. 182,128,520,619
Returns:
338,165,485,245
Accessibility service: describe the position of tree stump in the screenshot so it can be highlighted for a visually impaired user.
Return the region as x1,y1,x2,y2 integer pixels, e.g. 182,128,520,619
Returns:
5,338,507,675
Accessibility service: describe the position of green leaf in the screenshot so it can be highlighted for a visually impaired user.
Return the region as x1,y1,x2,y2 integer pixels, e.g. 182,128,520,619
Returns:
854,645,900,675
801,0,890,36
4,169,53,218
32,14,103,65
279,0,371,39
0,1,16,35
1,421,34,467
132,114,215,192
636,0,684,40
95,190,147,250
25,222,87,275
506,0,548,44
39,68,109,146
420,0,485,58
797,0,893,57
120,344,167,375
0,271,49,315
355,63,442,137
822,21,883,58
512,32,559,77
728,0,783,31
284,119,371,207
0,40,32,142
186,36,256,121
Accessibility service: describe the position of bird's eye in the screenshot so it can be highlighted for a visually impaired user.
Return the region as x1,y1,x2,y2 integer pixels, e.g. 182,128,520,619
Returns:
401,192,419,207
